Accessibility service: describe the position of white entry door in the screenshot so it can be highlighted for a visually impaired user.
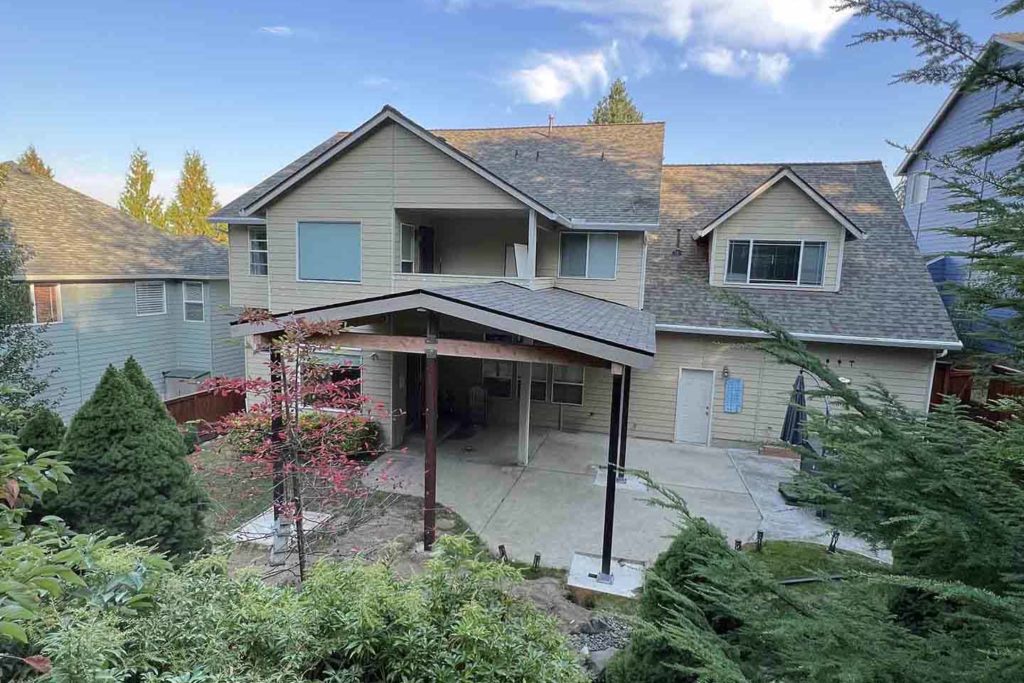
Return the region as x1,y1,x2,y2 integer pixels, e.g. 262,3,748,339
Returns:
674,369,714,444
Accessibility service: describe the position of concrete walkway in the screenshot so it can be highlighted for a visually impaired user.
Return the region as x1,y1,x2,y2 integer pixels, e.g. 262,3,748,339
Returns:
366,426,887,569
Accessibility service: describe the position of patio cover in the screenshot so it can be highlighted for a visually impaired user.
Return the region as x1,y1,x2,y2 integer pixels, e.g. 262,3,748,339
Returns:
231,281,657,369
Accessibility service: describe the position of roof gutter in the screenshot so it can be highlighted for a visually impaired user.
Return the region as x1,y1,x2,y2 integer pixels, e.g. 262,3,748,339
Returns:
655,323,963,351
570,220,657,233
208,216,266,225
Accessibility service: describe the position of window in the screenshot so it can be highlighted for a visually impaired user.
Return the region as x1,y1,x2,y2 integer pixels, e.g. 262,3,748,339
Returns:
135,281,166,316
400,223,415,273
303,351,362,409
551,365,585,406
907,172,930,206
530,363,549,402
725,240,827,287
559,232,617,279
183,281,204,322
482,359,514,399
249,226,268,276
297,221,361,282
31,284,61,324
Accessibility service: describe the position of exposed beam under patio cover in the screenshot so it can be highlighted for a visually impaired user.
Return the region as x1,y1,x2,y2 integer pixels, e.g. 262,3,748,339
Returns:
231,281,657,369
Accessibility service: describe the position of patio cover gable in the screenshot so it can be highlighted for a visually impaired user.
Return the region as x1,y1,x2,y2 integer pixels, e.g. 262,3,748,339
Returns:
231,282,656,369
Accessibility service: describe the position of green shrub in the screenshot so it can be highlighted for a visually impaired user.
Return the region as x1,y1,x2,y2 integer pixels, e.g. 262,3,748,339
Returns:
51,365,207,557
17,406,65,454
39,536,586,682
226,409,384,460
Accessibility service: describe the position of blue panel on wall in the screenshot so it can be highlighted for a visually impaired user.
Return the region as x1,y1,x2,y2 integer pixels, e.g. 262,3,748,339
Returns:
298,222,361,282
724,377,744,414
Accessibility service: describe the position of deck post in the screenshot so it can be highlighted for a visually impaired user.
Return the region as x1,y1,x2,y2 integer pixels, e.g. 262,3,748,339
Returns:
423,312,439,551
268,344,288,566
600,365,624,580
617,366,632,478
517,360,533,466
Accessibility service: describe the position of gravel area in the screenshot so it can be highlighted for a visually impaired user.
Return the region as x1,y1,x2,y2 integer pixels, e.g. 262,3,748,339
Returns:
567,614,634,652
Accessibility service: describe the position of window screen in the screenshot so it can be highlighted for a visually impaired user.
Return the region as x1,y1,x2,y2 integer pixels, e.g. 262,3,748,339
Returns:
587,233,617,278
183,281,204,322
799,242,826,286
249,227,268,276
32,284,61,324
559,233,588,277
559,232,618,278
726,241,750,283
297,222,361,282
750,242,801,283
135,281,166,316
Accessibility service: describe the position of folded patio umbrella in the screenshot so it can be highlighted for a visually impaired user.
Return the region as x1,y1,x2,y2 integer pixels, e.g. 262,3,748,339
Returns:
780,371,808,448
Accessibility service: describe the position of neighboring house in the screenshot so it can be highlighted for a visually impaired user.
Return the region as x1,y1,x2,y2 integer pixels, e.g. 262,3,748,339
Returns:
213,106,959,450
897,32,1024,291
1,162,245,420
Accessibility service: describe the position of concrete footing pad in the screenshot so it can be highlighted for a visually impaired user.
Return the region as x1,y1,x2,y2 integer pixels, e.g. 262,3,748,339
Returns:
231,508,333,546
567,552,646,599
592,470,649,492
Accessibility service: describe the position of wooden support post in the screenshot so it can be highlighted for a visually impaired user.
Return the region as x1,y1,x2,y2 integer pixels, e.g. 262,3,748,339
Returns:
517,360,533,466
617,366,632,477
600,366,624,580
423,312,439,551
527,209,537,279
268,346,288,567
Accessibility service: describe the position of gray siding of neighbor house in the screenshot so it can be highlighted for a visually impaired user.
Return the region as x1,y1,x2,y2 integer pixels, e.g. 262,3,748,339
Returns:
34,280,244,421
904,49,1024,282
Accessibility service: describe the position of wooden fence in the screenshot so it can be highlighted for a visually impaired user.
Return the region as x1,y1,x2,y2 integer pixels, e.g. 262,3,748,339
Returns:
164,389,246,439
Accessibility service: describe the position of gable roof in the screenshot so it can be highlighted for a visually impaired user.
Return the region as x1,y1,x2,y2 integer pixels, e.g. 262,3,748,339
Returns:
212,106,664,228
647,161,961,350
1,163,227,281
896,33,1024,176
691,166,866,240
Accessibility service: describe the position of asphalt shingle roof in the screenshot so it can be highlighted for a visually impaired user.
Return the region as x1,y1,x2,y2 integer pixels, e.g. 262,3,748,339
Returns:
1,163,227,280
647,162,960,345
214,118,665,226
426,281,656,354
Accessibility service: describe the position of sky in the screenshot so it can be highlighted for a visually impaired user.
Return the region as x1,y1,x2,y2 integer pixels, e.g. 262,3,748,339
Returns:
0,0,1014,208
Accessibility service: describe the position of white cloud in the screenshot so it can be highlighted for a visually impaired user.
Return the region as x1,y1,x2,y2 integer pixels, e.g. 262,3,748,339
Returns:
690,46,791,84
360,75,397,90
259,26,294,37
508,44,613,105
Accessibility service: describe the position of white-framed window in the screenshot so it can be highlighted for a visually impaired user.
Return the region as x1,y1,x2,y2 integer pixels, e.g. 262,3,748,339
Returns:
907,172,930,207
558,232,617,279
551,365,585,406
183,281,204,322
135,281,167,316
30,283,61,324
249,226,268,276
530,363,550,402
400,223,415,273
725,240,827,287
482,359,515,399
297,221,361,282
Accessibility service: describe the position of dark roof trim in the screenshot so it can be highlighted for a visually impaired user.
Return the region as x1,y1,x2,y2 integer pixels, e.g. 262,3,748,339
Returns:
229,106,573,228
692,166,866,240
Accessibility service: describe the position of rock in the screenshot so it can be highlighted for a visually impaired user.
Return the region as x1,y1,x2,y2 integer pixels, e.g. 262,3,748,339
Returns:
435,518,456,531
588,647,621,675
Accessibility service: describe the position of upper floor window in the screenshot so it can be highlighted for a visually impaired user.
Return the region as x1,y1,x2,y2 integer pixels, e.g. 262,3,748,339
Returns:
297,221,361,282
135,281,167,316
183,281,204,322
31,284,62,324
559,232,617,279
726,240,826,287
400,223,415,273
249,226,268,276
907,172,930,207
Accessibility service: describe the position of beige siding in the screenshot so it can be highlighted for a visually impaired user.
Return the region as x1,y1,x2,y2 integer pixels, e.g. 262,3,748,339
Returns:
629,332,936,444
537,230,644,308
710,179,845,291
265,122,528,312
228,225,269,308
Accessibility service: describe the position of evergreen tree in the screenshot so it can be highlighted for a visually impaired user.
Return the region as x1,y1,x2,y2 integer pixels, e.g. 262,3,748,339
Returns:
164,150,225,243
52,366,207,557
17,406,64,454
122,356,176,426
837,0,1024,369
589,78,644,124
117,147,165,227
0,163,53,429
15,145,54,179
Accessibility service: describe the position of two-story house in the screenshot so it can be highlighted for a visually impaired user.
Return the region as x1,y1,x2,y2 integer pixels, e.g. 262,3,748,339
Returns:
1,161,245,419
213,106,959,455
897,32,1024,292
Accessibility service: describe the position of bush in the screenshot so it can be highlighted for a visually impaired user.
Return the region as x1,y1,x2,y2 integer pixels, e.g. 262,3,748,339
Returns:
225,409,384,460
38,536,586,682
17,406,65,454
50,365,207,557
